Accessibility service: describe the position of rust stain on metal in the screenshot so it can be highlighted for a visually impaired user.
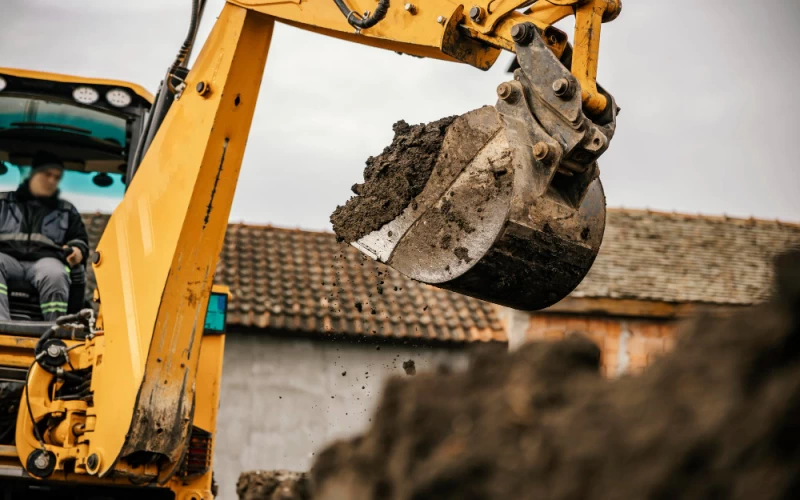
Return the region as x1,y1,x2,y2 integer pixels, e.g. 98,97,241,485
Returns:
204,138,229,229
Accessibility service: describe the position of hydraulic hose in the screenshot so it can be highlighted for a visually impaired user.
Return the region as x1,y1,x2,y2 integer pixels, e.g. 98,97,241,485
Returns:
167,0,205,91
333,0,389,30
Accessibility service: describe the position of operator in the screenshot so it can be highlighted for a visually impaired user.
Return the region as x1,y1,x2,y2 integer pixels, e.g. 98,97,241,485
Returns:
0,152,89,321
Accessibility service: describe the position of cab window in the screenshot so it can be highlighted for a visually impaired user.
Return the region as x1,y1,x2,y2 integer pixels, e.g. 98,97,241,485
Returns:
0,95,127,147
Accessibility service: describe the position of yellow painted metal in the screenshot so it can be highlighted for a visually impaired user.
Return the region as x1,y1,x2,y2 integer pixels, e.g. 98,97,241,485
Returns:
462,11,567,58
477,0,572,34
192,335,225,434
232,0,613,110
91,3,272,479
16,364,89,476
526,1,574,27
573,0,609,114
0,335,83,368
14,342,94,475
231,0,470,63
0,67,154,103
166,333,226,499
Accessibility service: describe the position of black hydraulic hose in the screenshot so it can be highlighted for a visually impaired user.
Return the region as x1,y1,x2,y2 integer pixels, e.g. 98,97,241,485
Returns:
172,0,200,71
25,360,46,448
333,0,389,30
34,325,58,354
167,0,205,92
36,363,84,383
55,309,93,327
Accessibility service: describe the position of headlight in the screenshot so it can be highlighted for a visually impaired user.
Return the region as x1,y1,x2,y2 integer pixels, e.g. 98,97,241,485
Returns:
106,88,132,108
0,76,6,92
72,86,99,105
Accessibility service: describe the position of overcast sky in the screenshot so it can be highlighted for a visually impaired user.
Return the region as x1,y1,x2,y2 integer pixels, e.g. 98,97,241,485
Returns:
3,0,799,229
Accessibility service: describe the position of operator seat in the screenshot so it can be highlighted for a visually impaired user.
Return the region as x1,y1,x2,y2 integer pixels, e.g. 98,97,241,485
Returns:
6,264,87,322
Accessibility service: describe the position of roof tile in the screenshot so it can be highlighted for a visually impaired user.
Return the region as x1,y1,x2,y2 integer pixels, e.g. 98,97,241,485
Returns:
573,210,800,304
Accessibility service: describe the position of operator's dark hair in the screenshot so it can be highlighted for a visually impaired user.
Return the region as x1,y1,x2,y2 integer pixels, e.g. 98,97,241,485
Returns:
31,151,64,170
30,151,65,175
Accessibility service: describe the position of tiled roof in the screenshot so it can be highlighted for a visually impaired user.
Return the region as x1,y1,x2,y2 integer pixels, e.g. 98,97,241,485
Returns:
82,209,800,342
573,210,800,305
82,214,506,343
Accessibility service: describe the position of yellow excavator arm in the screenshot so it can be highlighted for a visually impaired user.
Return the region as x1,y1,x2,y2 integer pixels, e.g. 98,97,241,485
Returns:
12,1,620,498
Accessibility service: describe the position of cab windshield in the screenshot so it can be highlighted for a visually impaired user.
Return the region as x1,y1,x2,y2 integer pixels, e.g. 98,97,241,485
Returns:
0,95,127,148
0,92,133,213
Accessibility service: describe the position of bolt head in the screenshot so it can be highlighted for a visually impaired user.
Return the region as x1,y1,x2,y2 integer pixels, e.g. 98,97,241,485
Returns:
603,0,622,22
533,142,550,161
496,82,515,101
510,23,532,44
34,454,50,470
195,82,205,93
469,6,482,22
91,251,101,265
47,344,61,357
87,453,99,471
492,165,508,177
404,3,415,13
436,15,446,24
552,78,572,98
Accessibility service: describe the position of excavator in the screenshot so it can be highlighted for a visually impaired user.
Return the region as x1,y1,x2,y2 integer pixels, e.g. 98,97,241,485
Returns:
0,0,619,497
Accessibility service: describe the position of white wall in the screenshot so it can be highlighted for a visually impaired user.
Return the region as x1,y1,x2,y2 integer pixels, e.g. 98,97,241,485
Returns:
214,333,469,500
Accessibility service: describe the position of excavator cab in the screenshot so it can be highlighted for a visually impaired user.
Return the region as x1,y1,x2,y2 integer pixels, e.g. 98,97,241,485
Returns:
0,69,228,499
0,69,150,320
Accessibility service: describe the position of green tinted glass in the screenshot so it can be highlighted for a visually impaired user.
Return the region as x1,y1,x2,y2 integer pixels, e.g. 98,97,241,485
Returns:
0,166,124,213
204,293,227,333
0,95,127,146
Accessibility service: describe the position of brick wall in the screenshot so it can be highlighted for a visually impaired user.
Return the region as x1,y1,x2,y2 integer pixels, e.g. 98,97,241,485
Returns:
525,315,677,377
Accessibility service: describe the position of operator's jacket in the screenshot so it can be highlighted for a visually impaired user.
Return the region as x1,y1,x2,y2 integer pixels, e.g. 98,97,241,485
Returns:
0,181,89,264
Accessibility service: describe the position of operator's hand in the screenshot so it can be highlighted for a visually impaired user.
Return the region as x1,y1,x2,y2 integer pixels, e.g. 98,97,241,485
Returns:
63,245,83,266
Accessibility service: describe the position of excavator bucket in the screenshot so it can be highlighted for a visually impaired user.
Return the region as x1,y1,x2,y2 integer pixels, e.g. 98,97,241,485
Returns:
333,25,617,311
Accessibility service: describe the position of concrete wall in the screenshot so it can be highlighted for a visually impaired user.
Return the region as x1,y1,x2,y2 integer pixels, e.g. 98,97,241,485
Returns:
213,333,470,500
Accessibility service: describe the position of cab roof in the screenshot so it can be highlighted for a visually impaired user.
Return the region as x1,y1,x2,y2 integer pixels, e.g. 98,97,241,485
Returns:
0,67,153,104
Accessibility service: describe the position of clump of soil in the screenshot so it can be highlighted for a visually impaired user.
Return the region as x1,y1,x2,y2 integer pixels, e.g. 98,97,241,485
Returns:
306,252,800,500
330,116,456,243
402,360,416,376
453,246,472,263
237,470,310,500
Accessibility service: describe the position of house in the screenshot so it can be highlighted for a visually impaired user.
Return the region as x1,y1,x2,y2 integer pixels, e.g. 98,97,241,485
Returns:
80,209,800,499
505,210,800,376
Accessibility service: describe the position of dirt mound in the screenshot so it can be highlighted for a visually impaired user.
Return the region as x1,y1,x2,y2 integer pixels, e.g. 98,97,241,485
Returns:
304,252,800,500
330,116,455,243
237,470,310,500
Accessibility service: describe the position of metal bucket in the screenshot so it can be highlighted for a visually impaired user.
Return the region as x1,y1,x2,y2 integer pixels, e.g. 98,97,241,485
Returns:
352,106,606,310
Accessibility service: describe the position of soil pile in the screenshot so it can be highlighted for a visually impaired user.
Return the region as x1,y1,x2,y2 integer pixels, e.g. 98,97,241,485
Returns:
237,470,310,500
330,116,455,243
304,251,800,500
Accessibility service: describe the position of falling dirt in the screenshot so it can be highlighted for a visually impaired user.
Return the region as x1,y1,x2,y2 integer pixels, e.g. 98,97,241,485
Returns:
233,252,800,500
402,360,416,376
330,116,456,243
